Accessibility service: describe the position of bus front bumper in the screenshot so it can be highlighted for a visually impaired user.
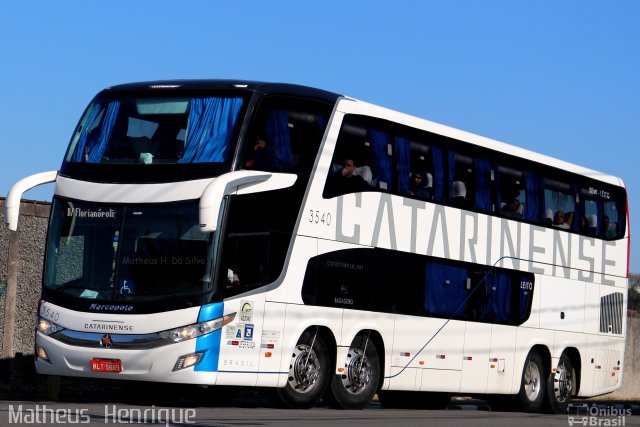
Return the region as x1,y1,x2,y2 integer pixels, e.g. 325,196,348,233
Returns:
34,331,220,385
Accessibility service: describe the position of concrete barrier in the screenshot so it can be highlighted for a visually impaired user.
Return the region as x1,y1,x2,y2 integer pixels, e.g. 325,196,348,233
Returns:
609,315,640,400
0,197,637,400
0,198,50,361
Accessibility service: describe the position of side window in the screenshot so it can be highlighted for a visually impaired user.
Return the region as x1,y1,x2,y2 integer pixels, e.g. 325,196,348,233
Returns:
242,96,331,175
448,149,493,212
544,178,576,230
496,162,539,221
580,184,626,240
387,250,425,315
301,248,375,310
581,197,600,237
497,165,525,219
580,186,601,237
424,261,469,318
324,115,393,198
220,186,302,298
396,130,441,202
603,199,623,240
449,152,474,208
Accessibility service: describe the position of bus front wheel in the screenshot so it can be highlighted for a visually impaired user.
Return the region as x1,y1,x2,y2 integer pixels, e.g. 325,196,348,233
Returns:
276,329,330,409
518,349,545,412
325,334,380,409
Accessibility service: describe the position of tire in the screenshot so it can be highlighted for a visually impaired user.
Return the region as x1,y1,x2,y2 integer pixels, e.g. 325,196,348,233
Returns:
517,349,546,412
544,353,575,414
325,334,380,409
275,329,330,409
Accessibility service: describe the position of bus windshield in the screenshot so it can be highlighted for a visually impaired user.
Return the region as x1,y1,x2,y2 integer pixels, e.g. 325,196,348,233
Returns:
60,94,248,182
44,198,214,305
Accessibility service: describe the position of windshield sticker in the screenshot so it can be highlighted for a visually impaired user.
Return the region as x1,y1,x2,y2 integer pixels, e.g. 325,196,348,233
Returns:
66,207,117,218
79,289,99,299
119,279,135,295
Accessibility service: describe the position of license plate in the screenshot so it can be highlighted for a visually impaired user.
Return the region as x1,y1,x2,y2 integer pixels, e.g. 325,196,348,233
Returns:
91,358,122,373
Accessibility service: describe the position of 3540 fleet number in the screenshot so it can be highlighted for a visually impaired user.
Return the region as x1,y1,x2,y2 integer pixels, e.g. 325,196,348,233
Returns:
308,210,331,226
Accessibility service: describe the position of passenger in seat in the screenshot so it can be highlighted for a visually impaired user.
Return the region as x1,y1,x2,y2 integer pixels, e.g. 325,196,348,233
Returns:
327,158,371,194
502,197,523,218
409,172,433,200
451,181,466,205
553,211,570,229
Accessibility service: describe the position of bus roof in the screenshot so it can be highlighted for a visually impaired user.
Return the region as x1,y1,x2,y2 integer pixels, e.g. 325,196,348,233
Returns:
102,79,343,105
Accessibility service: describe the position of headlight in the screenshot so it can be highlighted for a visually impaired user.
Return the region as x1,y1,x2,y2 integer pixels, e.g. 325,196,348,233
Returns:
35,316,65,335
159,312,236,343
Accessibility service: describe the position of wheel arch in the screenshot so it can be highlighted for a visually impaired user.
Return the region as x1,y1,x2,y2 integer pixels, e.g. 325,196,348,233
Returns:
531,344,552,378
561,346,581,396
337,329,386,391
303,325,338,375
357,329,386,392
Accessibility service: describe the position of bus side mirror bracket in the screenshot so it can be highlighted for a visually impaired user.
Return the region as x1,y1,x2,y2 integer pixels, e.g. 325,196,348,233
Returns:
199,170,297,233
5,171,58,231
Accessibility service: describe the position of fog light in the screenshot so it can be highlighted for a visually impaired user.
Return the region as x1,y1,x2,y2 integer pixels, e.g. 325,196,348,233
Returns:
173,352,203,371
36,345,50,363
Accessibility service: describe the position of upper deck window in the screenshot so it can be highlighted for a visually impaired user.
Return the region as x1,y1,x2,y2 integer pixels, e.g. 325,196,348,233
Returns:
64,96,244,165
60,93,248,183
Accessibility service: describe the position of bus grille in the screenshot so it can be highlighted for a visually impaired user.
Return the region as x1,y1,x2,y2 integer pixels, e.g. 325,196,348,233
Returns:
599,292,624,335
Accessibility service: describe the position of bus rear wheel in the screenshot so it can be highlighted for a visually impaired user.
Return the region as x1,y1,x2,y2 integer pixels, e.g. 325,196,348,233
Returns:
518,349,545,412
276,329,330,409
545,353,574,414
325,334,380,409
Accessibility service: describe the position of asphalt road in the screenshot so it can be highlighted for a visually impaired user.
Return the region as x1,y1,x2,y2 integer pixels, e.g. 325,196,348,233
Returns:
1,397,639,427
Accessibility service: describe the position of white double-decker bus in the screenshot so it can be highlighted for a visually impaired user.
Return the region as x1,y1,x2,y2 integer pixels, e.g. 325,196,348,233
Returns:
6,80,629,412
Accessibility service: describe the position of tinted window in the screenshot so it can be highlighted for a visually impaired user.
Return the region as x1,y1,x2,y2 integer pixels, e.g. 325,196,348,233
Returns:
544,178,577,230
323,114,626,240
241,96,332,175
324,116,393,198
302,248,534,326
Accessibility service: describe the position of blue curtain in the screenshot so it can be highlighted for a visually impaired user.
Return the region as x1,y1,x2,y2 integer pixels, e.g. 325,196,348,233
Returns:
370,129,391,188
484,272,512,322
475,158,491,211
266,109,292,170
570,184,580,231
396,137,411,194
524,171,539,222
448,151,457,198
180,97,243,163
431,145,444,200
87,101,120,163
72,104,103,162
315,115,327,138
425,262,468,317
